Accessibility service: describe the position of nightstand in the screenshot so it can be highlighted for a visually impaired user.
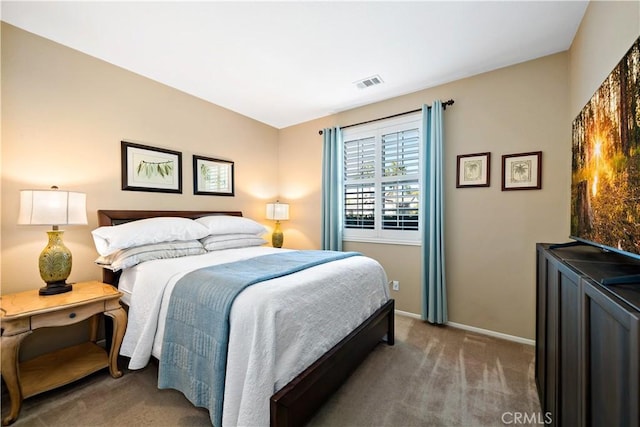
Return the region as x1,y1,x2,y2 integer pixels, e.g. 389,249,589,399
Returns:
0,281,127,426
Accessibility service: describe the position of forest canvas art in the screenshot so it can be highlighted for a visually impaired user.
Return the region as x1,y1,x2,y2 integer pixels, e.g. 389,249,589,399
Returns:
571,36,640,256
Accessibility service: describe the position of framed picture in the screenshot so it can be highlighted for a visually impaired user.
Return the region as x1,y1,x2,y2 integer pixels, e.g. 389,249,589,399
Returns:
456,152,491,188
502,151,542,191
193,155,234,196
121,141,182,193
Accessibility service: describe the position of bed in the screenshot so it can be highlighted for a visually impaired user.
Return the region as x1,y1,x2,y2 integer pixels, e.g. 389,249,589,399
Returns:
96,209,395,427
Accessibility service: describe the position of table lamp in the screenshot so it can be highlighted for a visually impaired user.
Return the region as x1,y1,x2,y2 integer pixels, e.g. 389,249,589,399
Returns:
18,186,88,295
265,201,289,248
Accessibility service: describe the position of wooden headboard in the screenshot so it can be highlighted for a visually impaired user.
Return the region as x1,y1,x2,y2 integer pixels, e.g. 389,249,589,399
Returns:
97,209,242,227
97,209,243,285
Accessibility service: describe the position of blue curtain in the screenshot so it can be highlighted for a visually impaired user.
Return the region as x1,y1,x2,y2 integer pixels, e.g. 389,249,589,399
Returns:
421,101,448,324
321,127,343,251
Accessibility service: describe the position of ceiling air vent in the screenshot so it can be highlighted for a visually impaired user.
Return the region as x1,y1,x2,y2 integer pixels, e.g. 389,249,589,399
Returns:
355,75,384,89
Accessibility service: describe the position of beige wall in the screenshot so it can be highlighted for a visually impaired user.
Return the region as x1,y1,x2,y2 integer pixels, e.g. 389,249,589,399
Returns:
1,23,279,295
569,0,640,118
280,53,570,339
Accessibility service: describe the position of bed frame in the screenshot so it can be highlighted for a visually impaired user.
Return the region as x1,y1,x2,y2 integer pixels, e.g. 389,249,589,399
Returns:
97,209,395,427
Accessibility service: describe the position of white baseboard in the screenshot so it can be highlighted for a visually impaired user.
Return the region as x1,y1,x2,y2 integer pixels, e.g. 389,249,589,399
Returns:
394,309,422,319
446,321,535,346
394,309,535,346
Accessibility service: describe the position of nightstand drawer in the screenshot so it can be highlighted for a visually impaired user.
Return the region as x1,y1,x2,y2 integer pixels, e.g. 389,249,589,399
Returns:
31,301,104,329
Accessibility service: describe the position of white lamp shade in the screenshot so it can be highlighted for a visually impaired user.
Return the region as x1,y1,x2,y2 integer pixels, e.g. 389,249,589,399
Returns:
18,189,88,226
266,202,289,221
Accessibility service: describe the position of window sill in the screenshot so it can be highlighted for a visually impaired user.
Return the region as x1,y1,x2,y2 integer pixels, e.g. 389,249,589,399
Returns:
343,237,421,246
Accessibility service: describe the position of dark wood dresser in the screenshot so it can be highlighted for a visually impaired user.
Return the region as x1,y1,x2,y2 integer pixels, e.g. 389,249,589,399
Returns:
536,243,639,427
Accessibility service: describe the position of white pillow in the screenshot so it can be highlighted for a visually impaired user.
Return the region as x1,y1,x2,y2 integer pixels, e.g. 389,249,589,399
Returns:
92,217,210,256
195,215,267,236
95,240,206,271
200,234,267,251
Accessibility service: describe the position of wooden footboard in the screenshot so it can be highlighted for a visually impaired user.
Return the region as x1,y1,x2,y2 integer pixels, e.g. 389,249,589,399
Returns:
270,299,395,427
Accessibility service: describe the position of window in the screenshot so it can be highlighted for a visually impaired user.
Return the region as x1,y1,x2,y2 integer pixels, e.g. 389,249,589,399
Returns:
343,113,422,244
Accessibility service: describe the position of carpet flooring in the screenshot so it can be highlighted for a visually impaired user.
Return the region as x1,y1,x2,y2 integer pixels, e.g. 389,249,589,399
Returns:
1,315,540,426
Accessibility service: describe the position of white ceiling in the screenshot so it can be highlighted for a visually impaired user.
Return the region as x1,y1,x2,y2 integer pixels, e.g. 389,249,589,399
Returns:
1,1,588,129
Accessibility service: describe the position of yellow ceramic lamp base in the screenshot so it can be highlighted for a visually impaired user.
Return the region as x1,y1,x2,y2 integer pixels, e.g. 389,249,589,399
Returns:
38,230,73,295
272,221,284,248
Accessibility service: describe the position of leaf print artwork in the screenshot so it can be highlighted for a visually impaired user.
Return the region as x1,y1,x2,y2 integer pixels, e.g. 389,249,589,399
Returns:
137,160,174,179
122,141,182,193
193,155,234,196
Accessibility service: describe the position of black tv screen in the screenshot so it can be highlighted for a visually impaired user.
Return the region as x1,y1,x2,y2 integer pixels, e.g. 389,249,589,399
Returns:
570,36,640,259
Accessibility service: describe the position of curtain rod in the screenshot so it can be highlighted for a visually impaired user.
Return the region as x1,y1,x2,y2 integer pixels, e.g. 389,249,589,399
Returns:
318,99,454,135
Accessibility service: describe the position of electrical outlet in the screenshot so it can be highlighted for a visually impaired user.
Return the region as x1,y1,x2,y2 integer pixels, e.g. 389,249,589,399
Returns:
392,280,400,291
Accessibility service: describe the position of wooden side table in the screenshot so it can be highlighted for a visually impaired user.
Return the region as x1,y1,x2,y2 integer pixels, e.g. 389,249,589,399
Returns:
0,281,127,426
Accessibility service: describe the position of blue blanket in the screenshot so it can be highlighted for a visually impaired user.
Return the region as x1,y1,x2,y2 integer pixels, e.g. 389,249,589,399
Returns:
158,250,360,426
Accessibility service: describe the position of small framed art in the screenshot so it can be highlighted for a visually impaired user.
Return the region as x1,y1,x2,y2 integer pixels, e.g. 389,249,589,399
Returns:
121,141,182,193
193,155,235,196
501,151,542,191
456,152,491,188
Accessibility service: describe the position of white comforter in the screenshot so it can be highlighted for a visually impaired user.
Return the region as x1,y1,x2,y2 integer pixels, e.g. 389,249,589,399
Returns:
118,246,389,427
